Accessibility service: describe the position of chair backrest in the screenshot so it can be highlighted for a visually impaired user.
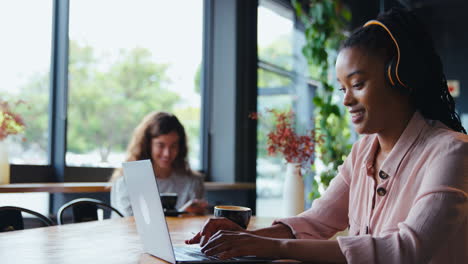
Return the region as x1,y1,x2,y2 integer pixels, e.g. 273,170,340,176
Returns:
57,198,123,225
0,206,54,232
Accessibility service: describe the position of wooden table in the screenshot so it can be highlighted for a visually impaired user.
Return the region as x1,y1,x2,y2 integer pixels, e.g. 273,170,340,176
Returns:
0,215,280,264
0,182,256,193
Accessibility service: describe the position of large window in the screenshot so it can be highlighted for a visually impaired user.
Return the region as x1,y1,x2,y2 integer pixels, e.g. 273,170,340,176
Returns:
1,0,203,215
256,0,314,217
0,1,53,165
65,0,203,170
0,1,203,171
0,0,53,216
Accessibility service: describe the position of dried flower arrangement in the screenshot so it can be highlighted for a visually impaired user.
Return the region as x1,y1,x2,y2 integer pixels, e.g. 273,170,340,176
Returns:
250,109,319,168
0,100,26,141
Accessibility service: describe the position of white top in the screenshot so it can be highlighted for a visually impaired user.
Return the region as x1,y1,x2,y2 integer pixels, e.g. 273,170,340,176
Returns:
110,170,205,217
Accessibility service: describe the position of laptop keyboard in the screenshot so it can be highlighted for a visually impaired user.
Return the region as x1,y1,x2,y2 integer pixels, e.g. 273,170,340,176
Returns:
174,246,271,263
174,246,221,261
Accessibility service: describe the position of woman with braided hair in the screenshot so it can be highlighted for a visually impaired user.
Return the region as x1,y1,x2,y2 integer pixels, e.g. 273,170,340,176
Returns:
185,7,467,264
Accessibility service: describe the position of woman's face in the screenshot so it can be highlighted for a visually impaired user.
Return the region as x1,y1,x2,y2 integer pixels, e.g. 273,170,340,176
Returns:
151,131,180,170
336,47,410,135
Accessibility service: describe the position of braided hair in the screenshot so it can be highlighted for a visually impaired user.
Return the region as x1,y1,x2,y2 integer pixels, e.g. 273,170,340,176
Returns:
342,8,466,134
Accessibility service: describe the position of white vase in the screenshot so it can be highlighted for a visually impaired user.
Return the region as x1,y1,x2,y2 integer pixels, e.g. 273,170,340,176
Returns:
0,140,10,185
282,162,305,216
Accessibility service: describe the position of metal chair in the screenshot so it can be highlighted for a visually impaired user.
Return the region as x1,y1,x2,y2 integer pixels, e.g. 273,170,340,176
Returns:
0,206,54,232
57,198,123,225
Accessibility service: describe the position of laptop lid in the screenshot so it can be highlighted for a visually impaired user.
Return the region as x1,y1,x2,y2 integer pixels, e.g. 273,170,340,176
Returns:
123,160,272,264
123,159,177,264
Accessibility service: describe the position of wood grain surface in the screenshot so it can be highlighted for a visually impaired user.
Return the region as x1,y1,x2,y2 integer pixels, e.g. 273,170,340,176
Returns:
0,215,276,264
0,182,256,193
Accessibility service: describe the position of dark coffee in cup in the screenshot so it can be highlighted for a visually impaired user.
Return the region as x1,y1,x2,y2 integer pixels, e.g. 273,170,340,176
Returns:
160,193,178,211
214,205,252,229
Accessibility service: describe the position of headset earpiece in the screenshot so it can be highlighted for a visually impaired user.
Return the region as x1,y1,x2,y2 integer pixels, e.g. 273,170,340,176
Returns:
386,57,396,87
384,56,407,93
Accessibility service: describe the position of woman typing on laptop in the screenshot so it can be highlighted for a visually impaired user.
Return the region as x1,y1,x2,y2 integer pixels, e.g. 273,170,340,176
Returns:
110,111,207,216
186,8,467,264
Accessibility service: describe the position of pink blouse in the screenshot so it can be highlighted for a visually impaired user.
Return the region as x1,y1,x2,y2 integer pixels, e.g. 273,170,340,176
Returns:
275,112,468,263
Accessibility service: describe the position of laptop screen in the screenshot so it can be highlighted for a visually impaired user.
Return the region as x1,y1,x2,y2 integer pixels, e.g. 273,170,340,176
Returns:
123,159,177,264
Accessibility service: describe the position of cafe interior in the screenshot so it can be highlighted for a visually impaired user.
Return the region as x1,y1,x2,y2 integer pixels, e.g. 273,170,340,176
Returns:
0,0,467,263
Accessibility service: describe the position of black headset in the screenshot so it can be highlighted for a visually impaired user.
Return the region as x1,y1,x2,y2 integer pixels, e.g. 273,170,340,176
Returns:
363,19,409,92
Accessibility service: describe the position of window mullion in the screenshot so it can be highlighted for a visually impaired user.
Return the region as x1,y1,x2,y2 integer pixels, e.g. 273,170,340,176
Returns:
49,0,70,183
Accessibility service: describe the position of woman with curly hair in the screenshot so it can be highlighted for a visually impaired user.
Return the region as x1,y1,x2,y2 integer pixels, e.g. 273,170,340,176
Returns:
110,111,207,216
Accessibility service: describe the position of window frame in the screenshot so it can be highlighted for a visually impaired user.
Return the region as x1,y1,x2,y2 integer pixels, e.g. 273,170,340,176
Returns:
10,0,312,190
257,0,317,127
7,0,317,216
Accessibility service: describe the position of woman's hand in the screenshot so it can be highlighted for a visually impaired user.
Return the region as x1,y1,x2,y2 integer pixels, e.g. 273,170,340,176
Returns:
201,230,283,260
185,217,245,246
179,199,208,215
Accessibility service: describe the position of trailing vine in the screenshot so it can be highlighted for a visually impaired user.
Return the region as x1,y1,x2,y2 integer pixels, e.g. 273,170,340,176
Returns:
292,0,352,199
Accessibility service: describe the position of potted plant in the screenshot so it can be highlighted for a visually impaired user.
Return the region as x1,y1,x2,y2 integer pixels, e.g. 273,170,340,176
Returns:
251,109,318,216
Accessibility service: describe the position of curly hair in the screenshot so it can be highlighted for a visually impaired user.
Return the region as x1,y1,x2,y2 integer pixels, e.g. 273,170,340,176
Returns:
341,7,466,134
110,111,191,181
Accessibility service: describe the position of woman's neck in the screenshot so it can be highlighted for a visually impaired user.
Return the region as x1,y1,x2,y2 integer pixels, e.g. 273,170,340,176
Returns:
155,166,172,179
377,109,415,155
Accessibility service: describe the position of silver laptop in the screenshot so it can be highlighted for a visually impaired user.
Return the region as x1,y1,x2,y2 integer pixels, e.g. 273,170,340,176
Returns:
122,160,272,264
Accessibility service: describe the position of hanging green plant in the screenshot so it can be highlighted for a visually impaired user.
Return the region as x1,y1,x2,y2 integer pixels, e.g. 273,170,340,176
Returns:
293,0,353,200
